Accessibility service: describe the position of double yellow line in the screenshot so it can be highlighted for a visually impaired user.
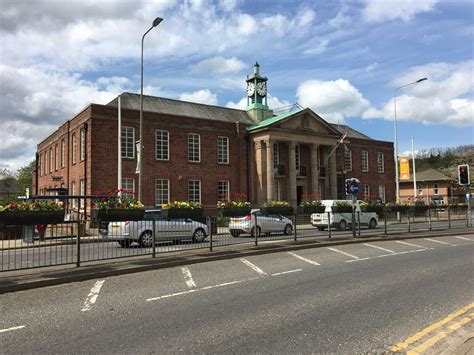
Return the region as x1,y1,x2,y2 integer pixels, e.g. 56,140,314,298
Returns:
389,302,474,354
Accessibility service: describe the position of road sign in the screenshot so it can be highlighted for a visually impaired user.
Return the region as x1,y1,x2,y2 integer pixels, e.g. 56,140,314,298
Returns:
349,180,359,195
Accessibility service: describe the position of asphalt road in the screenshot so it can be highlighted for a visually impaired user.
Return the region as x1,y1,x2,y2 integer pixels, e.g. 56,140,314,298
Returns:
1,233,473,354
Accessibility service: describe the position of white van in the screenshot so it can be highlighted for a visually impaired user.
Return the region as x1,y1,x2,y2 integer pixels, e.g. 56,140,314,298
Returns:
310,200,378,231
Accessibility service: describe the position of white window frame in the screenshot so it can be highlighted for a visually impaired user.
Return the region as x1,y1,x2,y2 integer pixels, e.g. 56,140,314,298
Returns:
217,136,229,164
274,180,281,201
361,151,369,172
80,128,85,161
80,179,85,208
61,139,66,168
344,148,352,172
273,143,280,168
71,181,76,208
55,144,59,171
363,184,370,199
433,183,439,195
218,180,230,202
188,133,201,163
49,148,53,173
378,185,386,203
72,134,77,164
44,153,47,176
121,178,135,200
121,126,135,159
155,179,170,206
188,180,201,203
155,130,169,161
377,152,384,173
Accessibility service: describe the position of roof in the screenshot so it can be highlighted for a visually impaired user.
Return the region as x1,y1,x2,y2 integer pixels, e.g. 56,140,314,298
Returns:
246,109,304,131
330,124,373,140
107,92,255,125
400,168,452,182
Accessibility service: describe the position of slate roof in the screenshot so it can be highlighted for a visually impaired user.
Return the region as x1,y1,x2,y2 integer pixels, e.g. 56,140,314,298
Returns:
330,124,373,140
107,92,256,125
400,168,452,182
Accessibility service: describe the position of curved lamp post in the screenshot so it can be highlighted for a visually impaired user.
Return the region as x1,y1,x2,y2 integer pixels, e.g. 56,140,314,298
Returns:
138,17,163,203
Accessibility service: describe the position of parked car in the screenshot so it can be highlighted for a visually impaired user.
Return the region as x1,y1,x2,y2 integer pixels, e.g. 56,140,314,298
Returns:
99,209,208,247
310,200,378,231
228,209,294,237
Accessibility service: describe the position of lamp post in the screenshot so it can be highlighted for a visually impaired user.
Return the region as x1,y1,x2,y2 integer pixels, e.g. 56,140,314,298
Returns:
393,77,427,215
138,17,163,203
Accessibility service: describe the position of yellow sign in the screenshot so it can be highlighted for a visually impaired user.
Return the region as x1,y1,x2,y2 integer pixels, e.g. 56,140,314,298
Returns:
400,157,410,180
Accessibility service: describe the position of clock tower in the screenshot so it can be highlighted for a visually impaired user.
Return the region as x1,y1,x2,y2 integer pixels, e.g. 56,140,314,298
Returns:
246,62,272,122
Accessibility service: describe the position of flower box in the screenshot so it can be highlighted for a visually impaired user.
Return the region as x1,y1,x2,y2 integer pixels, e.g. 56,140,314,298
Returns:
301,206,326,214
95,209,145,222
0,210,64,225
262,206,294,216
220,207,251,217
331,206,352,213
162,208,204,220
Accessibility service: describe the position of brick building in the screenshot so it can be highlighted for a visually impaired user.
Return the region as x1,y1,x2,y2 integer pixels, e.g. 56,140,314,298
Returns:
34,63,395,208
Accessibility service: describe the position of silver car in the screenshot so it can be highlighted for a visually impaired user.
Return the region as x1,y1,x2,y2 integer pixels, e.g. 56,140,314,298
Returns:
99,210,208,247
228,209,294,237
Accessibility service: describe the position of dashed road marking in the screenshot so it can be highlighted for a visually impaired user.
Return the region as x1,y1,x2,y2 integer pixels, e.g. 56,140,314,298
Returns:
395,240,427,249
424,238,457,247
0,325,25,333
240,258,267,275
287,252,321,266
181,267,196,289
271,269,302,276
81,280,105,312
454,236,473,241
346,248,428,263
327,247,360,260
364,243,396,254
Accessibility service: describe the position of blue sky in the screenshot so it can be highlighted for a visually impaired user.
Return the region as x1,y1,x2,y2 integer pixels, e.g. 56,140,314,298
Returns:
1,0,473,170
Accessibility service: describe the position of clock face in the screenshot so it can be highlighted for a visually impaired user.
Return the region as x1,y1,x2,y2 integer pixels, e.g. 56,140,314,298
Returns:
247,82,255,97
256,81,267,96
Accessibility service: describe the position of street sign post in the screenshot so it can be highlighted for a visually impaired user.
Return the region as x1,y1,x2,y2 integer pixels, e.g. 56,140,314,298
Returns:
345,178,360,238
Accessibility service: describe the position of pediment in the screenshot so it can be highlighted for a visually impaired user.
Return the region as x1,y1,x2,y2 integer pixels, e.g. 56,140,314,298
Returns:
275,109,339,136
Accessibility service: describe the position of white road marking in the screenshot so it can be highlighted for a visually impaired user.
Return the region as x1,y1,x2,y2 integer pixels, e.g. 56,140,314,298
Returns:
424,238,457,247
240,258,267,275
181,267,196,289
287,252,321,266
81,280,105,312
364,243,396,254
0,325,25,333
327,247,360,260
271,269,302,276
346,248,428,263
396,240,427,249
454,236,473,241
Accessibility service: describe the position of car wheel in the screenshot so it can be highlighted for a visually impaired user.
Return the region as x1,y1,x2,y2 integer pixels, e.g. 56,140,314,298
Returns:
369,218,377,229
139,230,153,248
284,224,293,235
251,226,261,237
317,226,325,231
338,220,347,231
117,239,131,248
231,231,241,238
192,228,207,243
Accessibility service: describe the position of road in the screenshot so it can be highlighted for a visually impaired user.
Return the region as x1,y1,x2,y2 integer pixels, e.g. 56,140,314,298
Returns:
1,233,473,353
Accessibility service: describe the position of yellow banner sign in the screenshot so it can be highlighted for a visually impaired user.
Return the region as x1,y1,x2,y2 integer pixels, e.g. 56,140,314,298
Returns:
400,157,410,180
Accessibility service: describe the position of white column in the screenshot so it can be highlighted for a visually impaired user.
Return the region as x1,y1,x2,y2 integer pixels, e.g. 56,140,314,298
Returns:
254,140,265,206
266,139,274,202
311,143,319,198
288,141,297,207
330,148,337,198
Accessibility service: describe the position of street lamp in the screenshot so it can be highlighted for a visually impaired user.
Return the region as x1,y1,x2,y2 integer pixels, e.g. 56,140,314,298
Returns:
138,17,163,203
393,77,427,212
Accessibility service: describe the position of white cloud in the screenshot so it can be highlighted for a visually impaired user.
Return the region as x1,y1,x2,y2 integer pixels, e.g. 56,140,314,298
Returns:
226,95,292,111
329,9,351,28
179,89,218,105
363,61,474,127
303,39,330,56
363,0,438,23
296,79,371,123
226,97,247,110
190,57,247,75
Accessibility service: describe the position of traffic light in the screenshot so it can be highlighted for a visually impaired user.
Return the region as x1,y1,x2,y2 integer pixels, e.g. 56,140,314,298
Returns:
458,165,470,185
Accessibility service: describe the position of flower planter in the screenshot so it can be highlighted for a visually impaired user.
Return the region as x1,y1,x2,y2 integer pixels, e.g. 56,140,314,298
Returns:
301,206,326,214
95,209,145,222
361,206,384,214
388,205,410,213
262,206,294,216
0,210,64,225
220,207,251,217
331,206,352,213
162,208,204,220
412,205,429,212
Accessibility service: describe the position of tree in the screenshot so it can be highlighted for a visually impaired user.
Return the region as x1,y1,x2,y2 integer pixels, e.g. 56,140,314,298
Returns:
15,160,36,193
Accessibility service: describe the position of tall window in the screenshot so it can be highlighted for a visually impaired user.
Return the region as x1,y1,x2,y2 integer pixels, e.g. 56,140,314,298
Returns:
49,148,53,173
378,185,386,203
218,180,230,202
361,151,369,172
344,147,352,172
80,128,86,161
295,144,301,171
55,144,59,171
273,143,280,168
363,184,370,198
121,126,135,159
61,139,66,168
274,180,281,201
71,181,76,208
80,179,85,208
155,130,169,160
217,136,229,164
377,152,384,173
155,179,170,206
121,178,135,200
433,183,439,195
39,154,42,177
72,133,77,164
188,133,200,162
188,180,201,203
44,153,48,175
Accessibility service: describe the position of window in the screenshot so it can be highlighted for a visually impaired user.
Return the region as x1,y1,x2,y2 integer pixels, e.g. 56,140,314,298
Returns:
295,144,301,171
44,153,48,176
377,152,384,173
155,179,170,206
71,181,76,208
121,178,135,200
363,184,370,199
361,151,369,172
80,128,86,161
49,148,53,173
378,185,386,203
72,133,77,164
80,179,85,208
273,143,280,168
433,183,439,195
121,126,135,159
218,181,230,202
274,180,281,201
55,144,59,171
217,136,229,164
155,130,169,160
188,180,201,203
188,133,200,162
344,147,352,172
61,139,65,168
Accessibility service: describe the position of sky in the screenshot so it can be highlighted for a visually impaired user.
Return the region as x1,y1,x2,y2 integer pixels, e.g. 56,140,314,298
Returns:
1,0,473,171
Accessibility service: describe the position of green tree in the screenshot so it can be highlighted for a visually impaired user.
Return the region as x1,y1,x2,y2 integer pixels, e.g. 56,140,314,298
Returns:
15,160,35,193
